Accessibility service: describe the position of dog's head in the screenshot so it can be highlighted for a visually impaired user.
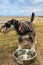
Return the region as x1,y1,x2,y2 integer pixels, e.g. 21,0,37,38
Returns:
0,19,19,33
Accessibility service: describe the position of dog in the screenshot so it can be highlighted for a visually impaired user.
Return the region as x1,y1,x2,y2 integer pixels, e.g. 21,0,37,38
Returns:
1,12,37,51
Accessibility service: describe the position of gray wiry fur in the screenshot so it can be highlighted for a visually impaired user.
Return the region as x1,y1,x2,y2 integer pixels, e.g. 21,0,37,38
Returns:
1,12,37,51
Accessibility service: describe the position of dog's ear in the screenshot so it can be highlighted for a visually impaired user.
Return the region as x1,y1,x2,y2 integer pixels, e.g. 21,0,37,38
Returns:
14,20,18,24
30,12,35,22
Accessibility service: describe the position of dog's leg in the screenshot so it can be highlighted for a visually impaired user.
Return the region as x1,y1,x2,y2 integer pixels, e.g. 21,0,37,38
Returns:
17,38,28,51
16,36,23,51
31,37,37,51
22,40,27,47
31,43,35,51
35,37,37,44
17,44,22,51
17,40,27,51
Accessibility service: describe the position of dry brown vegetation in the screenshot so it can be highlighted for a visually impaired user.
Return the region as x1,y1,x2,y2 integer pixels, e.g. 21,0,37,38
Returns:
0,17,43,65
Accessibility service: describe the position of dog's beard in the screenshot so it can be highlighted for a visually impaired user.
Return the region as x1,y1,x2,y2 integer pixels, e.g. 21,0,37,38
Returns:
1,26,10,33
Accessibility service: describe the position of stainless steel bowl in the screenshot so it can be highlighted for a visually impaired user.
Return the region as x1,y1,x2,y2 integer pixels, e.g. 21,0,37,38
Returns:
13,49,37,64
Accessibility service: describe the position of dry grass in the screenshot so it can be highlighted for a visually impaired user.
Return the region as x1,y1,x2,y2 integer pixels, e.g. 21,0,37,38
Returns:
0,17,43,65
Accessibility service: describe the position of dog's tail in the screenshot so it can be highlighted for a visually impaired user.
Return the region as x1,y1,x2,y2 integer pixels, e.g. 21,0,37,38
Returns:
30,12,35,22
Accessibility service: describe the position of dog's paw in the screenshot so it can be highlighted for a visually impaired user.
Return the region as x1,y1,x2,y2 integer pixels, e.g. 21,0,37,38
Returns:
17,45,22,51
31,47,35,51
35,40,37,44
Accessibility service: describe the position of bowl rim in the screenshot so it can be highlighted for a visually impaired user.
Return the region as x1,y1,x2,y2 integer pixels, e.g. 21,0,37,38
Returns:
13,49,37,61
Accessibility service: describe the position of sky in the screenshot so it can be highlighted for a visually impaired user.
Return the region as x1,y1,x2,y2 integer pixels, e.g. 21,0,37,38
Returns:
0,0,43,16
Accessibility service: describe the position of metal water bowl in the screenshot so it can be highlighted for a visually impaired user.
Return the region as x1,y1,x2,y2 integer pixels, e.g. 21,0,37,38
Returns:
13,49,37,64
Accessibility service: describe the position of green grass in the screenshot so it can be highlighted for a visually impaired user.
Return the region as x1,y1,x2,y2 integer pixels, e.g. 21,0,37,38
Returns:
0,30,18,54
0,30,18,45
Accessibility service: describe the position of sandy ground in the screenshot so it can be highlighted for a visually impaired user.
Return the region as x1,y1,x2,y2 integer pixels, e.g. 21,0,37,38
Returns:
0,17,43,65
